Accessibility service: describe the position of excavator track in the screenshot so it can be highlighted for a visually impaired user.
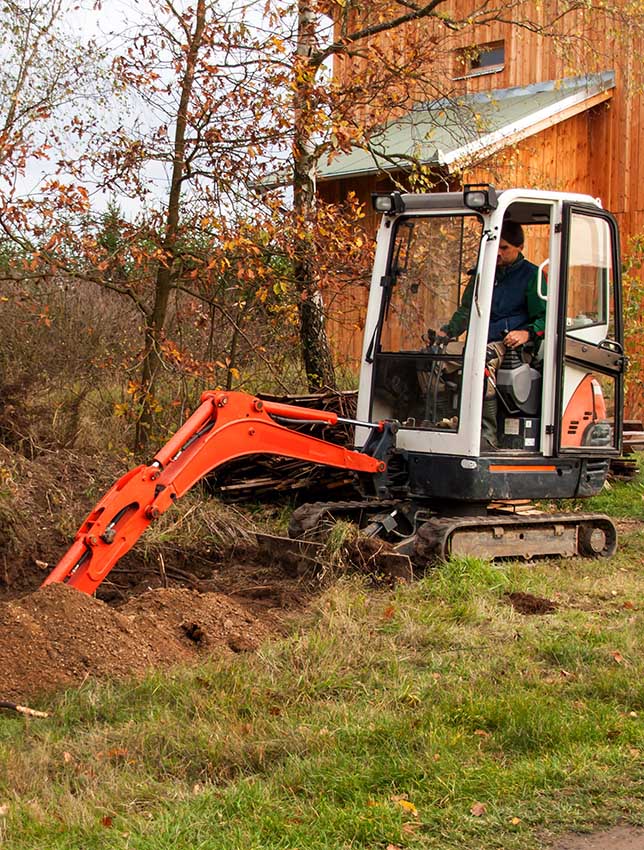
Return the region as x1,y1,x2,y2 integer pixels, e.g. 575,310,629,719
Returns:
413,512,617,563
288,499,401,540
289,501,617,564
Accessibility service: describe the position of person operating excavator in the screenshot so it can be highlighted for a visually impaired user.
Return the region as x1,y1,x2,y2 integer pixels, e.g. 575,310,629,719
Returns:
439,220,546,447
440,220,546,351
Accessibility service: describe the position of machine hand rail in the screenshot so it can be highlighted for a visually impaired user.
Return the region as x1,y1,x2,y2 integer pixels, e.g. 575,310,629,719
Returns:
537,259,549,301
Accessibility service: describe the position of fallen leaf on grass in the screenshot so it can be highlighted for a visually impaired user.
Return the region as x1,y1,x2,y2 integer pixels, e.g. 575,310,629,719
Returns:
382,605,396,621
470,802,487,817
101,816,113,828
474,729,490,738
391,795,418,817
510,816,522,825
96,748,128,761
623,600,636,610
612,651,625,664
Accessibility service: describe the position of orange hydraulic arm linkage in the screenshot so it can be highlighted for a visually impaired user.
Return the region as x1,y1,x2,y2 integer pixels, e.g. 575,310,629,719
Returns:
43,391,390,595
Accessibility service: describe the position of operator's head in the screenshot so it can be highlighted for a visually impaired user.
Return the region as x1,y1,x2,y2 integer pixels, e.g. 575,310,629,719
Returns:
497,221,524,267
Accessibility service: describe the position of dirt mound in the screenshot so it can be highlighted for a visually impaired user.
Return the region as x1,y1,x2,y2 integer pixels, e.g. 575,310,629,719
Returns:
506,590,558,615
0,582,271,703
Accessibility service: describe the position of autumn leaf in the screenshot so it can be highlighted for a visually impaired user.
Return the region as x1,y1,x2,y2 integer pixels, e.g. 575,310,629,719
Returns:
470,801,487,817
382,605,395,621
101,815,113,828
612,651,625,664
391,795,418,817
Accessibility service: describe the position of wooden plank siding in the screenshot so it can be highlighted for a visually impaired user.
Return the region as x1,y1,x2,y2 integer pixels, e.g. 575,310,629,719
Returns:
320,1,644,418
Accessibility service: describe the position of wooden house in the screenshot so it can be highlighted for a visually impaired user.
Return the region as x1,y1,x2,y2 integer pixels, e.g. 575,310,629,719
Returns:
316,1,644,418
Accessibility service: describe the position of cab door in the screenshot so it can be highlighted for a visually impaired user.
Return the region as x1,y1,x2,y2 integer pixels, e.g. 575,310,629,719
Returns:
555,205,625,454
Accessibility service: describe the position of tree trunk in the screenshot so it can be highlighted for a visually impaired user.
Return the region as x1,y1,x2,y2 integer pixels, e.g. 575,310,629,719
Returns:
135,0,206,450
292,0,336,391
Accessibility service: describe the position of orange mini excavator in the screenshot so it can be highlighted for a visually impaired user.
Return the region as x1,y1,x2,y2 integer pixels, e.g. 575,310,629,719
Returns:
45,186,626,594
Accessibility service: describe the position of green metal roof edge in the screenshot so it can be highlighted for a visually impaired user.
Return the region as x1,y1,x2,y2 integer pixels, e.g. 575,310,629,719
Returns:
317,71,615,181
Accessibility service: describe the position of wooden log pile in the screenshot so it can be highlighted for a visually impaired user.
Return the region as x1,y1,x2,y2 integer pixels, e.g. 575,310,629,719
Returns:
610,419,643,480
210,390,360,502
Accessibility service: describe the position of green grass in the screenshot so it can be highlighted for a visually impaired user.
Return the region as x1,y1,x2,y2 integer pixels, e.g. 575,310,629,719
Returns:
1,486,643,848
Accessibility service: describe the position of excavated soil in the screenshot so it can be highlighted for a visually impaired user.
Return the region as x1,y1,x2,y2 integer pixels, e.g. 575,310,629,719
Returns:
506,590,559,615
0,562,315,703
0,444,326,703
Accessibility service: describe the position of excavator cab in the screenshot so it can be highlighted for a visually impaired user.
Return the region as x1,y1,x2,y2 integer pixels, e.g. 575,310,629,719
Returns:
355,187,625,504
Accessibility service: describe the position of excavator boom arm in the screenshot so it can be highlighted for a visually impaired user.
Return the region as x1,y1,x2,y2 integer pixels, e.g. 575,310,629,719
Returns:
43,391,388,595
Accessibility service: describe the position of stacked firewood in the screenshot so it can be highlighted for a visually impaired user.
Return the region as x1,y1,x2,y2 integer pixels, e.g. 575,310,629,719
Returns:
610,419,643,480
210,390,360,502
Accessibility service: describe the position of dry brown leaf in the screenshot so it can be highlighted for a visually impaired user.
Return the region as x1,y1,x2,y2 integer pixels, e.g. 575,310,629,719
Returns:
382,605,396,621
470,801,487,817
101,815,113,828
474,729,490,738
612,651,625,664
63,751,73,764
623,600,635,610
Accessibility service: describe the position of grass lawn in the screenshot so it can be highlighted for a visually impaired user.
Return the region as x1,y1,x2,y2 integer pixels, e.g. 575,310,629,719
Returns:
1,472,643,849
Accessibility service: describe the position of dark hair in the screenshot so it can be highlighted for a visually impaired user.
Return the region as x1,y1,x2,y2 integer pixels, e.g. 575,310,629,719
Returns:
501,221,524,248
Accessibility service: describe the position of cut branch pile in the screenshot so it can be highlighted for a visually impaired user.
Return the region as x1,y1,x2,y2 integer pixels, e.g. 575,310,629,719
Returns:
210,390,360,502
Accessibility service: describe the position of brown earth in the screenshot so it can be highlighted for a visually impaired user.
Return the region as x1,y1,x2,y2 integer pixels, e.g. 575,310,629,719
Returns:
506,589,559,615
549,826,644,850
0,444,325,704
0,555,319,704
0,582,269,703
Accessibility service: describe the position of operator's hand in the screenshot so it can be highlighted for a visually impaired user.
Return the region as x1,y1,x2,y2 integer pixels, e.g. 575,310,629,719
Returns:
436,326,451,346
504,329,529,350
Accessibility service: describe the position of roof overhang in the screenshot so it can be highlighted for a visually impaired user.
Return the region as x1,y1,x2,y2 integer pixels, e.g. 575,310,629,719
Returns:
317,71,615,182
